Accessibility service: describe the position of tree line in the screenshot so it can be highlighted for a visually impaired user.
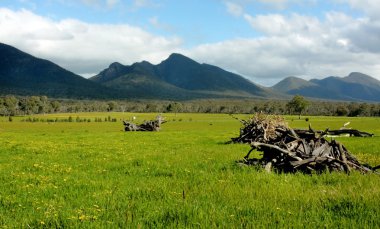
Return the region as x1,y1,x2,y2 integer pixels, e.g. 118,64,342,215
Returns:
1,95,380,117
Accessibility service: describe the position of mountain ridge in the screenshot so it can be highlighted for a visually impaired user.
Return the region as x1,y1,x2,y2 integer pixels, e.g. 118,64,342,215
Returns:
0,43,122,99
272,73,380,101
90,52,278,99
1,42,380,102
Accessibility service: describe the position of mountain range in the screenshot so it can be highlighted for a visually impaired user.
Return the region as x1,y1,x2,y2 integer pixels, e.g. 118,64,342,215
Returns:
90,53,277,99
1,42,380,102
271,73,380,102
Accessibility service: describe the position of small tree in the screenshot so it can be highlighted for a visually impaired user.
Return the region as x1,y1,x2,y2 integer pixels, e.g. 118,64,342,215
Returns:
107,101,118,112
4,95,18,116
286,95,309,119
166,102,183,116
51,101,61,113
37,96,50,114
336,105,349,116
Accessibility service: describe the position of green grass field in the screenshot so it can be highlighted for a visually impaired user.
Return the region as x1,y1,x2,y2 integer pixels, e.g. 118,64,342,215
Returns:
0,113,379,228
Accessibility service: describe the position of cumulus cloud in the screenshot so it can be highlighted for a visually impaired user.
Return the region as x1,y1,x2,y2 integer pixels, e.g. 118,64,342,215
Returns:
190,7,380,85
2,1,380,86
225,1,244,17
0,8,182,76
237,0,317,11
48,0,119,10
244,13,322,36
189,36,380,86
256,0,292,10
106,0,120,8
343,0,380,19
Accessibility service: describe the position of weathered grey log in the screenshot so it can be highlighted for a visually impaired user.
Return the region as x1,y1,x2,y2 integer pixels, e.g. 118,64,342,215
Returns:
338,142,351,174
251,142,301,160
123,115,165,132
326,129,373,137
294,129,373,137
233,114,378,174
123,121,139,131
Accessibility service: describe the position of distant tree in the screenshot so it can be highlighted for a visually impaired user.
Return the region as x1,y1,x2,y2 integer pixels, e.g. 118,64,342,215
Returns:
107,101,118,112
359,103,370,116
145,103,158,112
96,102,109,112
38,96,49,114
336,105,349,116
73,102,84,113
167,102,183,116
0,98,6,116
120,104,127,113
347,103,361,117
51,101,61,113
286,95,309,119
4,95,19,116
25,96,41,114
219,106,228,113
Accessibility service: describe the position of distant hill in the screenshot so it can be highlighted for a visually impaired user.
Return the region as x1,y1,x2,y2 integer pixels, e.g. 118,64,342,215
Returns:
272,76,317,92
91,53,277,99
272,72,380,101
0,43,120,99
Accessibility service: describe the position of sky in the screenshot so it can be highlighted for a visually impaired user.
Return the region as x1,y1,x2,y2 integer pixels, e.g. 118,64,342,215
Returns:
1,0,380,86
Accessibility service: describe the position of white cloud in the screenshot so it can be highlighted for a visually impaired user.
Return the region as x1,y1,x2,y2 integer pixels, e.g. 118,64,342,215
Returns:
148,16,174,32
225,1,244,17
106,0,119,8
2,1,380,87
244,13,322,36
189,10,380,85
80,0,101,7
257,0,290,10
55,0,119,10
245,0,317,10
133,0,157,8
343,0,380,19
0,8,182,76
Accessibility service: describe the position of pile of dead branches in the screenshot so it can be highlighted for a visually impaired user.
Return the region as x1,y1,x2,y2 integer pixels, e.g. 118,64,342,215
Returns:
123,115,165,131
232,114,379,174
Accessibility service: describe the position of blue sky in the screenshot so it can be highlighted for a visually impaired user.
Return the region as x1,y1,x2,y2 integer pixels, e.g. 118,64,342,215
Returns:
1,0,380,85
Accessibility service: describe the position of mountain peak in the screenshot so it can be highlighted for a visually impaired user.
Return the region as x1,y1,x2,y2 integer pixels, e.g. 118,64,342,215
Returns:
168,53,188,59
344,72,380,88
109,62,124,68
0,43,118,99
90,62,129,83
346,72,374,81
91,52,271,98
272,76,316,93
348,72,369,77
163,53,199,65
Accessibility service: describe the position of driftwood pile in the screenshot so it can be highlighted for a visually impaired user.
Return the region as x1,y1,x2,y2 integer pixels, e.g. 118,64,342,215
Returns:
123,115,165,131
232,114,379,174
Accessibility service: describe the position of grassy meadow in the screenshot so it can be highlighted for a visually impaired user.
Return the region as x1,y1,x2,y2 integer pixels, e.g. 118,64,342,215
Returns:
0,113,379,228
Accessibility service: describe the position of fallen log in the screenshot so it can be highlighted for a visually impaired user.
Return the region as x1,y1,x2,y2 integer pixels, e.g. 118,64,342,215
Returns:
326,129,374,137
123,115,165,131
233,114,379,174
294,128,374,137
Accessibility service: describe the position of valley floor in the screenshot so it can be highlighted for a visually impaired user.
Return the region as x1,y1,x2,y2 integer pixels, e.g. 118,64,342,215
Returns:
0,113,379,227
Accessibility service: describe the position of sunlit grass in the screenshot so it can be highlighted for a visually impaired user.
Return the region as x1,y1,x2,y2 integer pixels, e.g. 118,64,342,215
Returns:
0,113,379,227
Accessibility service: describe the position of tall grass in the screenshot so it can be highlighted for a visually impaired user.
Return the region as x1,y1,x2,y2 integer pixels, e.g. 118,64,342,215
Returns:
0,113,379,227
